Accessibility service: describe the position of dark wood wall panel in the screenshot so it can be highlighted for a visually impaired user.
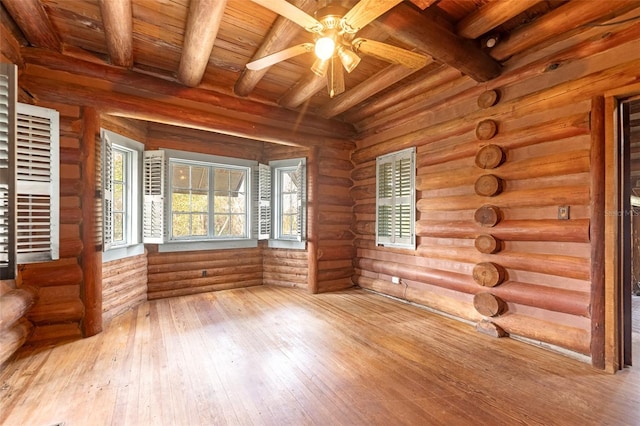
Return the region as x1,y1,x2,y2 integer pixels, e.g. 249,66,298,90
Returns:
352,21,640,356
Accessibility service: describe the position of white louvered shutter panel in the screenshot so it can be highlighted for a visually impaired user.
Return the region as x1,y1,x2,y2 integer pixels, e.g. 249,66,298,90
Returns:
376,147,415,248
15,103,59,263
293,160,306,242
376,158,393,245
394,152,414,247
257,163,271,240
0,64,16,276
143,150,165,243
102,132,113,251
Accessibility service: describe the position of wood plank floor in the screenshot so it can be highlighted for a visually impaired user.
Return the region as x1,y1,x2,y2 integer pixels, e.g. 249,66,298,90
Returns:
1,285,639,426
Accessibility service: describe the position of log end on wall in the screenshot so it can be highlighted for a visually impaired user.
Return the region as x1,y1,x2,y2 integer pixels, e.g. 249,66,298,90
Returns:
475,320,508,338
474,205,501,227
473,292,507,317
472,262,506,287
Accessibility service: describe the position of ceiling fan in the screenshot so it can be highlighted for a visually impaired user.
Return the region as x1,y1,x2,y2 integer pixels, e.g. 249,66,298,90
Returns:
246,0,428,98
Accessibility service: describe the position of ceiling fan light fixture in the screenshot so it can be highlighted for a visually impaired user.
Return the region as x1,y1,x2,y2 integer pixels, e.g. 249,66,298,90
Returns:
337,46,360,73
315,36,336,60
311,57,330,77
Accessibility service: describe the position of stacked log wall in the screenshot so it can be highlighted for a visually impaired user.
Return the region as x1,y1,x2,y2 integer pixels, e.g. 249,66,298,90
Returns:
146,246,262,299
0,280,36,367
102,252,148,324
100,115,149,323
351,14,640,357
146,126,265,299
18,101,89,345
263,145,310,290
315,146,355,292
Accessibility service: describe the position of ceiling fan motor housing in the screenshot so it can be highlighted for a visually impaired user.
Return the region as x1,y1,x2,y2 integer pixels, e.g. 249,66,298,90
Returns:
314,5,349,31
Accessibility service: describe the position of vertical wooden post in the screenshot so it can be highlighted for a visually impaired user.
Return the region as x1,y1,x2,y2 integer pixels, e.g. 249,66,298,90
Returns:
590,96,606,369
307,146,319,294
81,107,102,336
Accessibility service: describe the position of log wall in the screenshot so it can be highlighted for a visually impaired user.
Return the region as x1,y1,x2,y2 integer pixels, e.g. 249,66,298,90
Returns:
315,146,355,292
146,246,262,299
102,252,148,324
146,124,265,299
263,145,310,290
18,102,89,345
0,280,35,367
351,14,640,358
100,115,149,324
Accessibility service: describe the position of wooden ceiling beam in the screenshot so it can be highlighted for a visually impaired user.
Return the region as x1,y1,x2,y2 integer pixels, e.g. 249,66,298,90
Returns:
490,0,640,61
21,47,355,139
21,71,354,150
0,4,27,66
457,0,541,40
376,3,501,82
317,61,429,119
234,0,315,97
2,0,60,51
342,64,459,124
408,0,438,10
279,74,326,109
98,0,133,68
177,0,228,87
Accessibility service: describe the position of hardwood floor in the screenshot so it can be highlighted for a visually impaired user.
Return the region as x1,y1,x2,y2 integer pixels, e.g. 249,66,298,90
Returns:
1,285,639,426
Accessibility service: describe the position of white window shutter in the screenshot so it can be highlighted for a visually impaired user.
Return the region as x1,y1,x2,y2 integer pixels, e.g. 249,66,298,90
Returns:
0,63,16,277
376,148,415,248
394,154,414,246
376,159,393,245
143,150,165,243
102,132,113,251
15,103,59,263
257,163,271,240
293,160,306,242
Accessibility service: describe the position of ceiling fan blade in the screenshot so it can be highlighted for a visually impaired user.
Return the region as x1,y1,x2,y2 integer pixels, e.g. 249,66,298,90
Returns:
250,0,323,32
327,57,345,98
353,38,428,69
246,43,314,70
341,0,402,33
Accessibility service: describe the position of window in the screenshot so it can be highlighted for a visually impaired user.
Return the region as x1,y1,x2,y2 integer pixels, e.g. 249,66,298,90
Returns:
169,160,249,240
144,149,256,251
102,130,143,261
112,146,129,245
1,63,60,278
376,147,415,248
267,158,306,249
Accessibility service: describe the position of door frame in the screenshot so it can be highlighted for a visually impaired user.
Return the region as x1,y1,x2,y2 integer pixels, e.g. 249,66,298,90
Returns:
603,83,640,372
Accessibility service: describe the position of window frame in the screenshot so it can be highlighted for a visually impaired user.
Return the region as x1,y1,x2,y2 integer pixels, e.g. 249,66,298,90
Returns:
268,158,306,250
102,129,144,263
375,147,416,249
168,159,251,242
111,145,132,247
156,149,258,253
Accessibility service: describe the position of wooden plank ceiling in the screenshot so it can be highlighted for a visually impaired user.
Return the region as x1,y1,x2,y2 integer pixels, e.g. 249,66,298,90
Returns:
1,0,633,129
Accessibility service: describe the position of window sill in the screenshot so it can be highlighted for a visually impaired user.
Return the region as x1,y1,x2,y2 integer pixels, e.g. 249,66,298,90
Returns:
158,239,258,252
103,244,145,263
268,239,306,250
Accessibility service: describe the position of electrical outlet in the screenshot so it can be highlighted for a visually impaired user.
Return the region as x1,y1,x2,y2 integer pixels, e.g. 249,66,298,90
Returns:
391,276,400,284
558,206,570,220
